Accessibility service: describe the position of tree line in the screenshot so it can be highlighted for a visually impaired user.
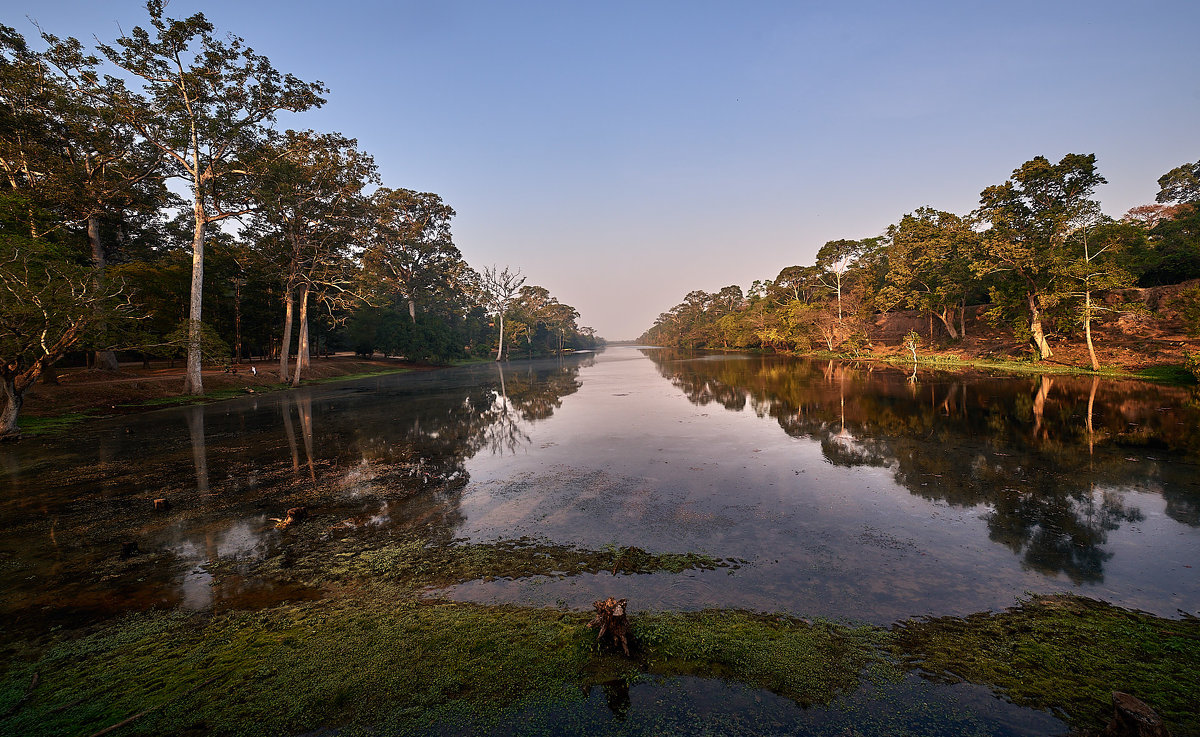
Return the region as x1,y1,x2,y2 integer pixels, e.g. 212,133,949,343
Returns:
0,2,601,439
640,153,1200,369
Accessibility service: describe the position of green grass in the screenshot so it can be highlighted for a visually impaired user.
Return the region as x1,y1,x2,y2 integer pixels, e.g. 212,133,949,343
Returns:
15,411,95,436
1134,364,1199,385
300,368,411,384
15,367,417,438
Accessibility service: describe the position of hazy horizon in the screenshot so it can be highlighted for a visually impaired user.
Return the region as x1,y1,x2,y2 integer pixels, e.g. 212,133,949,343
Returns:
5,0,1198,340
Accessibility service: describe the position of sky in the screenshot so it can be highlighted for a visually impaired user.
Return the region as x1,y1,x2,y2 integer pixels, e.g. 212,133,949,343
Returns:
4,1,1199,339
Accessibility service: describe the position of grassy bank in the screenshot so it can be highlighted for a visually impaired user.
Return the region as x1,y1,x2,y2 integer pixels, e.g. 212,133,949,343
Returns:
15,361,418,437
748,347,1199,385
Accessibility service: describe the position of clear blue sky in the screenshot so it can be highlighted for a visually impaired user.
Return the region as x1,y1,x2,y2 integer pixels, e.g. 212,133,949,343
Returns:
5,0,1199,339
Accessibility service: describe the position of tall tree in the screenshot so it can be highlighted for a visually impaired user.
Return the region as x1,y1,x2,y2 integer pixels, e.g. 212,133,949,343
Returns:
1156,159,1200,205
364,188,461,324
38,33,168,370
1063,205,1135,371
815,238,865,323
973,154,1106,359
250,130,375,384
481,265,525,361
91,1,325,394
881,207,977,339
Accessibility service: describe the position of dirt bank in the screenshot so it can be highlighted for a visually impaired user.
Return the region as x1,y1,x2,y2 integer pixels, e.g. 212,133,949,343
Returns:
867,280,1200,372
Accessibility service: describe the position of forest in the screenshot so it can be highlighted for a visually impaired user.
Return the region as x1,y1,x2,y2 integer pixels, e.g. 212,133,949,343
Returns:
640,152,1200,371
0,3,601,439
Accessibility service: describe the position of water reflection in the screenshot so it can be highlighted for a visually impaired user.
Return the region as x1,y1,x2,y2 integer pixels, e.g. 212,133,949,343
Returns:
0,356,591,629
645,350,1199,585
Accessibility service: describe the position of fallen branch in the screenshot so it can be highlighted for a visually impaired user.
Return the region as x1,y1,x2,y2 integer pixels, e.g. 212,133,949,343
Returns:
86,675,217,737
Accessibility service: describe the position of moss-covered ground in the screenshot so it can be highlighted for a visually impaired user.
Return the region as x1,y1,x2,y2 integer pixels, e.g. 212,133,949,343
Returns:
2,527,1198,737
893,595,1200,734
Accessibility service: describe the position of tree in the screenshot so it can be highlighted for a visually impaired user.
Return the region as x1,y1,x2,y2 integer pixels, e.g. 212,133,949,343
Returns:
364,188,461,324
771,265,824,305
0,240,130,439
881,207,977,339
1063,205,1136,371
481,265,525,361
1156,159,1200,205
92,1,325,394
38,33,169,370
250,130,375,385
815,238,866,322
973,154,1107,359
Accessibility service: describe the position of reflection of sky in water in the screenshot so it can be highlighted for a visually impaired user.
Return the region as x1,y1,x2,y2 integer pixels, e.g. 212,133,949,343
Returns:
445,349,1200,621
1,348,1198,625
167,520,269,610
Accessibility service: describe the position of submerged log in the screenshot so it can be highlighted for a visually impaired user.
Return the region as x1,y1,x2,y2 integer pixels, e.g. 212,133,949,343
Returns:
1104,692,1170,737
587,597,631,656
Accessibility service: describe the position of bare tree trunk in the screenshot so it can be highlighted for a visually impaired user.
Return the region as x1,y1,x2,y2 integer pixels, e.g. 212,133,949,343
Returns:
408,298,416,324
183,209,206,395
1027,293,1053,359
279,287,294,383
0,376,23,440
233,278,243,364
959,301,967,339
936,309,959,340
1084,290,1100,371
495,311,505,361
292,283,310,387
88,216,121,372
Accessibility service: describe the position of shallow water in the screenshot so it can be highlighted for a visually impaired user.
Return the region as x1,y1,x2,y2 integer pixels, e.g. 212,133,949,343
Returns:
2,348,1199,628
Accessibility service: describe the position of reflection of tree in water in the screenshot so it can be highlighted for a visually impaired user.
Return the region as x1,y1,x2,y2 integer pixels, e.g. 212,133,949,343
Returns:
645,350,1200,584
0,357,592,618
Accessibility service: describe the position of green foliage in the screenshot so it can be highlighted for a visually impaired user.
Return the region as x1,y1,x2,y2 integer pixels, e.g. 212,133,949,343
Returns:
162,320,230,363
1171,285,1200,337
1183,351,1200,382
1156,159,1200,205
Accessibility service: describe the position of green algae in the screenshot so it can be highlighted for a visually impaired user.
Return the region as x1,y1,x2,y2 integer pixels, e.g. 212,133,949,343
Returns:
0,594,896,737
2,566,1196,737
241,533,737,590
892,595,1200,734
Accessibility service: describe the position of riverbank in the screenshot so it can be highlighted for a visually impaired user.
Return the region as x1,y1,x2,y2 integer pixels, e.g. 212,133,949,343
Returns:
13,354,432,437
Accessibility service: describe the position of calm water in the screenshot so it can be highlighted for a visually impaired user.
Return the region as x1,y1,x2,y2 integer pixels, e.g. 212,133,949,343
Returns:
3,347,1199,734
2,347,1199,628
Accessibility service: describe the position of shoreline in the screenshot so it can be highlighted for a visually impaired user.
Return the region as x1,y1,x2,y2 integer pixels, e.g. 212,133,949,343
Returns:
13,354,436,438
15,346,1198,438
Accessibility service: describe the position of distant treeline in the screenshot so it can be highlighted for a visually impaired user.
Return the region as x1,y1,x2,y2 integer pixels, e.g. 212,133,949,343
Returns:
640,154,1200,365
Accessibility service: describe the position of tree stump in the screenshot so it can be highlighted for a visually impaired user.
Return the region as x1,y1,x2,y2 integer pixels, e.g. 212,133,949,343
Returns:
273,506,307,529
1104,692,1170,737
587,597,631,656
152,498,170,512
120,541,139,559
